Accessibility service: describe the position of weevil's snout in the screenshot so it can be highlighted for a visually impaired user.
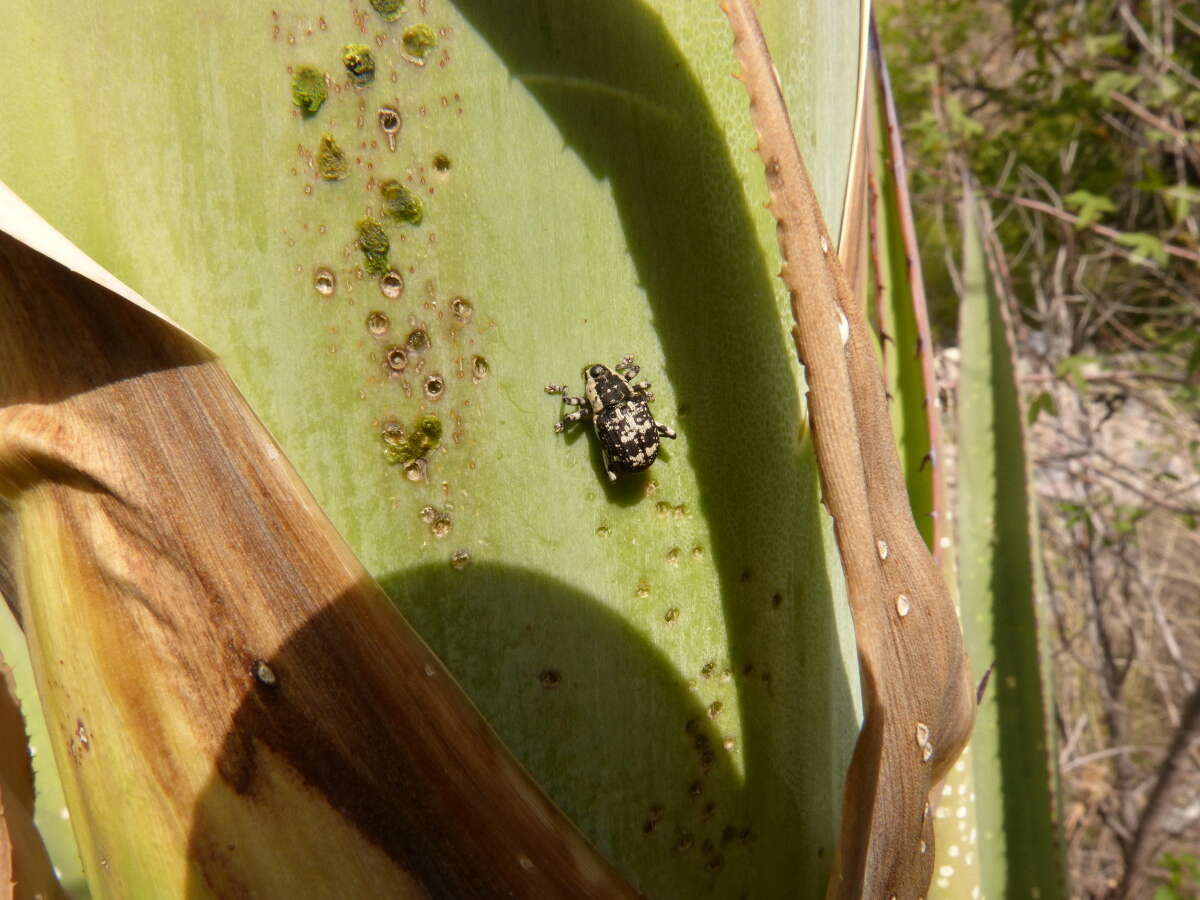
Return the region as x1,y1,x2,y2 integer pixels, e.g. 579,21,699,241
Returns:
586,363,608,378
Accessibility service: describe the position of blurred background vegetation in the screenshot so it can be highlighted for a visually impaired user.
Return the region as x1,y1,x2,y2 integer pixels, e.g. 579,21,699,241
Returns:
880,0,1200,896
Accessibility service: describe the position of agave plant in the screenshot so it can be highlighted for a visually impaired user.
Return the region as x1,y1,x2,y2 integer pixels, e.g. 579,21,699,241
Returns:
0,1,1059,897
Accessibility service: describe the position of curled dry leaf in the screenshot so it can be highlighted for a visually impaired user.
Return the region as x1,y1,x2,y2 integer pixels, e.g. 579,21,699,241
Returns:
0,226,640,898
720,2,976,897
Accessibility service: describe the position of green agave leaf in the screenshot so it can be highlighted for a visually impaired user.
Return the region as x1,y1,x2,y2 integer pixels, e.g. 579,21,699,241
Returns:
957,184,1065,898
0,608,87,896
866,36,937,550
866,36,984,898
1,1,865,896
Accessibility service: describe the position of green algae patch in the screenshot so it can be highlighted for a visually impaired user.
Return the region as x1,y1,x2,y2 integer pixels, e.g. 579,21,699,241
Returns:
356,218,390,274
342,44,376,86
315,134,348,181
402,24,437,60
369,0,404,22
381,179,424,225
291,66,327,117
382,415,443,464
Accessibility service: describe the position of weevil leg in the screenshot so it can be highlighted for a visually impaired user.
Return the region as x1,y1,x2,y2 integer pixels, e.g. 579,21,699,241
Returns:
599,447,619,482
629,380,652,393
656,422,677,440
560,395,586,408
616,355,640,381
554,407,590,433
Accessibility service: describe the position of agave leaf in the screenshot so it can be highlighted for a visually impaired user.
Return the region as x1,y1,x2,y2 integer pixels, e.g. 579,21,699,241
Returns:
0,1,865,896
0,224,645,898
957,183,1065,898
864,26,940,553
860,30,985,898
0,619,81,899
0,493,84,896
0,655,68,900
722,2,975,895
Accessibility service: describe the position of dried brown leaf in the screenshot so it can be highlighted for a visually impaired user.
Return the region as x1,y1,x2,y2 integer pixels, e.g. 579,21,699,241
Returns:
720,3,976,897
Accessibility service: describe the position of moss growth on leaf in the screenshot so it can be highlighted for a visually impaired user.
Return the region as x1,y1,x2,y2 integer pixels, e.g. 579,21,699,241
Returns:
381,179,424,225
369,0,404,22
315,134,348,181
402,24,437,59
291,66,327,117
382,415,443,464
356,218,390,274
342,44,376,85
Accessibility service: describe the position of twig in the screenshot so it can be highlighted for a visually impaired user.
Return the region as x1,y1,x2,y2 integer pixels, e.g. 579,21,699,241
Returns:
1108,91,1192,145
986,190,1200,265
1117,683,1200,898
1062,745,1149,774
1119,1,1200,92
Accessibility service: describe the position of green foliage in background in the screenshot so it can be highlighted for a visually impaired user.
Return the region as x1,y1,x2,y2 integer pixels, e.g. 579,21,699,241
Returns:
881,0,1200,374
1153,852,1200,900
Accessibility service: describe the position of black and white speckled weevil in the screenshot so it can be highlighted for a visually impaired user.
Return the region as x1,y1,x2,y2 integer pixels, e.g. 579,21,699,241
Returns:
546,355,677,482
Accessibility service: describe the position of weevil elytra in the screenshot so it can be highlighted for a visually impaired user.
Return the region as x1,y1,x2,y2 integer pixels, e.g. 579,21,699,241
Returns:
546,355,676,482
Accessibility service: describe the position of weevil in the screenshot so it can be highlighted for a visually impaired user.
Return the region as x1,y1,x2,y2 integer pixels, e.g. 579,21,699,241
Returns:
546,355,676,482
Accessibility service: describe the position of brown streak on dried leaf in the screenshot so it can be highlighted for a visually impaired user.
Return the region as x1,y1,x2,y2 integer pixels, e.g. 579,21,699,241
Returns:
720,3,976,897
